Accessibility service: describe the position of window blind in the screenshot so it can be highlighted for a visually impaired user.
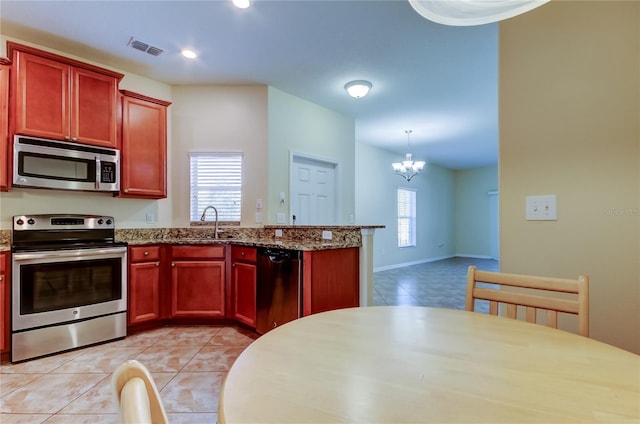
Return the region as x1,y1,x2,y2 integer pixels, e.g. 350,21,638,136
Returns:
189,152,243,222
397,187,416,247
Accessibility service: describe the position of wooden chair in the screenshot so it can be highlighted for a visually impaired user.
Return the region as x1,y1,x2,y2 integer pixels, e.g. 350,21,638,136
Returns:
465,265,589,337
112,359,169,424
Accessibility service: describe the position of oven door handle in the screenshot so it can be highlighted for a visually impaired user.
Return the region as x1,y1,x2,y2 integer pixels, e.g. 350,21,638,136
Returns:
12,247,127,261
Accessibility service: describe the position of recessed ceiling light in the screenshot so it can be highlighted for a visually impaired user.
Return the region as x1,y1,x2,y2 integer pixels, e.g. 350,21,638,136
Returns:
232,0,250,9
181,49,198,59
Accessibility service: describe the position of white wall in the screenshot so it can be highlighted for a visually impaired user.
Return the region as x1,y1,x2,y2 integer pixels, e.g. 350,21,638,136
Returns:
355,142,456,270
267,87,355,225
454,166,498,257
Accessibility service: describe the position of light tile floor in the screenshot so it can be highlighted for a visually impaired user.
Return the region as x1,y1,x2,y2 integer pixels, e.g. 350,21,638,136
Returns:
0,326,258,424
0,257,498,423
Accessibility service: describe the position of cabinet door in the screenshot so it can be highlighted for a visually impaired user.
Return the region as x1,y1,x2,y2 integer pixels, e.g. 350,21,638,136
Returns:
14,51,70,140
120,93,169,198
0,64,9,191
0,252,8,353
303,248,359,316
232,261,257,327
128,261,161,324
72,68,118,147
171,260,225,317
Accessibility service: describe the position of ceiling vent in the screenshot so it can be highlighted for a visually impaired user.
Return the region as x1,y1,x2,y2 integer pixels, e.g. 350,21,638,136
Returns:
127,37,164,57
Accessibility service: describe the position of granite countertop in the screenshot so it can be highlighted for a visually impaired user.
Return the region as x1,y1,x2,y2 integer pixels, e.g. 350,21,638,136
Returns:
126,237,358,251
0,225,384,252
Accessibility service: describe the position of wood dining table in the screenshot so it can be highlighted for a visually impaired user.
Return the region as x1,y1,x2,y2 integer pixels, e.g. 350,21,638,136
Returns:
219,306,640,423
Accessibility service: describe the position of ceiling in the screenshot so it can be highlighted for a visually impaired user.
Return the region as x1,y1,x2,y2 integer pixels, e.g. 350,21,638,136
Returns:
0,0,498,170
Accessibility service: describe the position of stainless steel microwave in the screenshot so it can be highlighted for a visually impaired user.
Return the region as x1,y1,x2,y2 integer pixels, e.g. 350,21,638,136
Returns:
13,135,120,192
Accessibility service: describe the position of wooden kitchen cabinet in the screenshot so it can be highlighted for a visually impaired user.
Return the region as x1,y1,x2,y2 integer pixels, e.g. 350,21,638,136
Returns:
9,43,122,148
231,246,257,328
119,91,171,199
0,252,9,354
0,61,10,191
128,246,162,325
303,247,359,316
170,245,226,318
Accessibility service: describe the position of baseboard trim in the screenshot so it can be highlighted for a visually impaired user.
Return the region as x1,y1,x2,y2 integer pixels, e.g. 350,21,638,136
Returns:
373,255,455,272
455,254,496,260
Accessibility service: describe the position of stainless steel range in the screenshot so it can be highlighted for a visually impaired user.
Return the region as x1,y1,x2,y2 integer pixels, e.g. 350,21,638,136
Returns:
11,214,127,362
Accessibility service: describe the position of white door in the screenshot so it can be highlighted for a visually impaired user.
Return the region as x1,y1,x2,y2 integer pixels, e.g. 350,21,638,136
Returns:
290,155,337,225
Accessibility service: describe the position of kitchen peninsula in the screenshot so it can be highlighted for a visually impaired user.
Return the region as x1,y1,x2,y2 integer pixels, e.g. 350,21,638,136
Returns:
121,224,381,334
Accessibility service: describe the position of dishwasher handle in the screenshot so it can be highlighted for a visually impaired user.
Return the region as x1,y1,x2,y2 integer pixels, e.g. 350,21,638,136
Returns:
259,248,301,262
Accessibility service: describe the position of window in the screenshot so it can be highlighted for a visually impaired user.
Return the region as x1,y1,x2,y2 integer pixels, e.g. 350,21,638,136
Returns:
189,152,243,223
397,187,416,247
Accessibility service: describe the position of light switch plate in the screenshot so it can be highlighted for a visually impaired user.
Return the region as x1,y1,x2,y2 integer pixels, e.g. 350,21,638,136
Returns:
526,195,557,221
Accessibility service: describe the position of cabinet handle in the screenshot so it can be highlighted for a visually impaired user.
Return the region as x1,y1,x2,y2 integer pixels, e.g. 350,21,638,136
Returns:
124,189,129,193
64,135,70,140
72,137,78,141
241,252,245,256
144,251,149,256
0,275,3,281
155,262,160,267
171,263,175,267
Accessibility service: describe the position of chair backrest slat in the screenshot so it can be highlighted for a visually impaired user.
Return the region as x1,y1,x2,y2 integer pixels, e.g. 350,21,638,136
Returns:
466,266,589,337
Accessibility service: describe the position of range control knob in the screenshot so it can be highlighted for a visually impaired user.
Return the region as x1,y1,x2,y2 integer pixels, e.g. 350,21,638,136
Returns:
16,218,24,226
106,219,113,225
97,219,104,225
27,218,35,225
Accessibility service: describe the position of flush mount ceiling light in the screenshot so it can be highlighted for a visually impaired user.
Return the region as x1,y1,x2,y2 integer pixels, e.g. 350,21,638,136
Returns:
344,80,372,98
181,49,198,59
392,130,426,182
408,0,550,26
232,0,251,9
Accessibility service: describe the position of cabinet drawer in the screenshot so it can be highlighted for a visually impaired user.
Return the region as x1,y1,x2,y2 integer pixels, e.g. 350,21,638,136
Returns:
171,245,226,259
129,246,161,262
231,246,257,263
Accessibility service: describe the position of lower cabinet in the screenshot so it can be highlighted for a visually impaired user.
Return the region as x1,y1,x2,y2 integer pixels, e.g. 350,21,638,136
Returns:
303,247,360,316
128,246,162,325
231,246,257,328
0,252,8,353
170,245,226,317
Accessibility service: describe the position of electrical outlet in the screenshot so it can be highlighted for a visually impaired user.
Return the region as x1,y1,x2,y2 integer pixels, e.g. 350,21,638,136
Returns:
322,230,332,240
275,229,283,237
146,213,155,224
255,212,262,223
256,198,263,209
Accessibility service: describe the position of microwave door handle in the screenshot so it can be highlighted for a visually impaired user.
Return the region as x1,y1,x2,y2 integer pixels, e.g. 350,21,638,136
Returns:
95,156,101,190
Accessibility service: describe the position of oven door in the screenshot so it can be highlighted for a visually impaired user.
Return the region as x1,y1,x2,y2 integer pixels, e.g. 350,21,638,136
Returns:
12,246,127,332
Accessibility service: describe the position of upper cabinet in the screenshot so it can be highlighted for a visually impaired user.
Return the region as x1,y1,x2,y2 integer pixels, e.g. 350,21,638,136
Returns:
8,42,123,148
0,61,10,191
119,90,171,199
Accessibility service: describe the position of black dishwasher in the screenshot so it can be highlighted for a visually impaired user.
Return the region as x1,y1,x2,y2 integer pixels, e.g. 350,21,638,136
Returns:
256,247,303,334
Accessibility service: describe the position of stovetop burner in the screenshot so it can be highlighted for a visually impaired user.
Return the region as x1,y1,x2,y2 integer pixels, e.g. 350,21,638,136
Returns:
12,214,123,252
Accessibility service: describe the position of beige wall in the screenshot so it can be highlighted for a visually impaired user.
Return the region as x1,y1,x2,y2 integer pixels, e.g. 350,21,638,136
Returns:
170,85,269,227
0,35,174,230
500,1,639,353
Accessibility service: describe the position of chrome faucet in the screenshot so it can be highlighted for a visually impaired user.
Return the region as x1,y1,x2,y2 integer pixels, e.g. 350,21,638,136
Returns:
200,205,219,239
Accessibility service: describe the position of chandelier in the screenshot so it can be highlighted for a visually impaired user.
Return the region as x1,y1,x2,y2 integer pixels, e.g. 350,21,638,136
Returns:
392,130,426,182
